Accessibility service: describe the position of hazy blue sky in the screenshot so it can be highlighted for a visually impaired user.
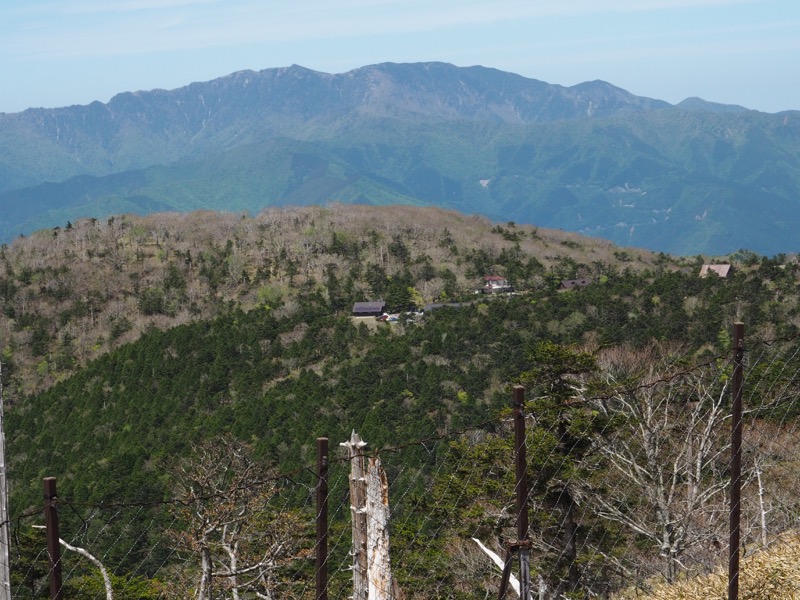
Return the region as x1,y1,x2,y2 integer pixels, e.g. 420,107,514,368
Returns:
2,0,798,114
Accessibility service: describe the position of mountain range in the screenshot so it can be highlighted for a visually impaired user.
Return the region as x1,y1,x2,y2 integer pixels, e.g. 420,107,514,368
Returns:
1,62,798,255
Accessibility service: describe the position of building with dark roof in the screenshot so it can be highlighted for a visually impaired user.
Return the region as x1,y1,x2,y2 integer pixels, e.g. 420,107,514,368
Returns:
352,301,386,317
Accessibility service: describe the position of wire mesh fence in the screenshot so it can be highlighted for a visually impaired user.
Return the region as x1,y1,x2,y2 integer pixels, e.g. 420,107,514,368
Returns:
9,322,800,598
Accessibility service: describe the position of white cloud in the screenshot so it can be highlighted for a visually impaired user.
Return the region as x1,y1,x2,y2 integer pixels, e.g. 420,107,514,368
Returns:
16,0,222,17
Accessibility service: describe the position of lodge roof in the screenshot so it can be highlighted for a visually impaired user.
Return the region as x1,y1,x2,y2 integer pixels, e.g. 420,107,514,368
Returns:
352,301,386,313
699,264,732,278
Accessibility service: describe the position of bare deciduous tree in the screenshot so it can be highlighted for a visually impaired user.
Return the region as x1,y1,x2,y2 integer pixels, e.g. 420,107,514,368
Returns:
166,438,305,600
587,346,730,582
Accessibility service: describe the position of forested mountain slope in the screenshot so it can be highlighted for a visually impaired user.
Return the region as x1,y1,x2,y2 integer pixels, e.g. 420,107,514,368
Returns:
2,62,799,254
4,205,800,596
0,204,657,397
10,253,795,506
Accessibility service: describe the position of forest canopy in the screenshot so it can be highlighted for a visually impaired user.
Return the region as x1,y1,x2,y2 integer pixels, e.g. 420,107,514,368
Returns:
2,205,800,597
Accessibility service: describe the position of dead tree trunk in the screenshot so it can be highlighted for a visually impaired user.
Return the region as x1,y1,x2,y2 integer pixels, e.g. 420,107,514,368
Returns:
341,432,368,600
342,432,400,600
755,462,768,549
32,526,113,600
366,456,396,599
59,538,113,600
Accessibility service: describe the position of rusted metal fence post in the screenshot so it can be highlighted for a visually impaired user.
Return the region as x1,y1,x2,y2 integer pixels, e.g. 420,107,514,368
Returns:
513,385,531,600
729,322,745,600
43,477,63,600
499,386,532,599
316,437,329,600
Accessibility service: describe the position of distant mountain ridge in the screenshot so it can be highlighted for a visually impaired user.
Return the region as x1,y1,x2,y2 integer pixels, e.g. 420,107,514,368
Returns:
1,62,799,255
0,62,669,190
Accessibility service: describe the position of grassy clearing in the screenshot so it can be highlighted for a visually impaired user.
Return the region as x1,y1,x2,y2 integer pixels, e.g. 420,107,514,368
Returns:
615,532,800,600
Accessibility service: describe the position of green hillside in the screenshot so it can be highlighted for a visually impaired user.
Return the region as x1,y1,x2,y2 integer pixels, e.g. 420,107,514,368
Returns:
9,247,797,510
3,109,799,254
4,206,800,597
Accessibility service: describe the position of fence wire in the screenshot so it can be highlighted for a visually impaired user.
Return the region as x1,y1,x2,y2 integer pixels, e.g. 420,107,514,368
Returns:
10,327,800,598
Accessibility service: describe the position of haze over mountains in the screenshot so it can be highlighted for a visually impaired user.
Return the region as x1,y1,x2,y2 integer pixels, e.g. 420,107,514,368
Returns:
1,62,798,255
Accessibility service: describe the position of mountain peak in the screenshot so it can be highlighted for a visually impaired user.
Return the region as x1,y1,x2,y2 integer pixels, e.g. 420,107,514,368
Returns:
675,97,749,114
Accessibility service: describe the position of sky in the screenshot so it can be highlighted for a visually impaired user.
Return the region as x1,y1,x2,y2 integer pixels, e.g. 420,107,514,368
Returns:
1,0,799,114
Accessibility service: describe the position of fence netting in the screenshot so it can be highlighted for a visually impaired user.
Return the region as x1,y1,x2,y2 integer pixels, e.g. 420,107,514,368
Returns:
10,328,800,598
